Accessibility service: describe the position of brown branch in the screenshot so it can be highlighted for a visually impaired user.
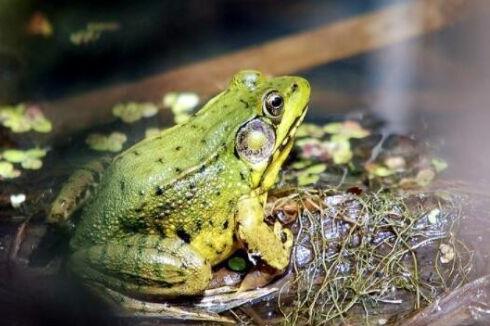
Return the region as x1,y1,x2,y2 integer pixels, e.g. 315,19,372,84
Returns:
42,0,471,139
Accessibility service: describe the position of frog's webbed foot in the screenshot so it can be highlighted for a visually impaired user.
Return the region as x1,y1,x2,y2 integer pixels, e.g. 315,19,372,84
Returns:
48,157,111,226
236,195,293,270
70,234,212,300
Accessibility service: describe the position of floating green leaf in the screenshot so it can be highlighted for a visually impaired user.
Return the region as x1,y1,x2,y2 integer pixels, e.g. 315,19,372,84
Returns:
228,257,247,272
432,158,448,173
296,123,325,138
323,121,369,139
163,92,199,124
70,22,120,46
2,149,28,163
325,135,353,165
1,147,47,171
415,168,436,187
21,158,43,170
0,104,52,133
145,127,162,138
427,208,440,225
86,132,127,152
365,163,395,177
297,163,327,186
112,102,159,123
0,161,21,179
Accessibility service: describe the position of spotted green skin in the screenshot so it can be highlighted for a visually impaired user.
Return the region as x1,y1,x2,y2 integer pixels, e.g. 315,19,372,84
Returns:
68,71,310,303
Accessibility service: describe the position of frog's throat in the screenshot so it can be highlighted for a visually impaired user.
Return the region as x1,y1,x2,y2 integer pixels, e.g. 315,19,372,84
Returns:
255,106,308,192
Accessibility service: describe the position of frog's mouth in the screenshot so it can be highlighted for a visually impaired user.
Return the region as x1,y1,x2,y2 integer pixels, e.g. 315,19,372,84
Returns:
275,105,308,154
256,104,308,190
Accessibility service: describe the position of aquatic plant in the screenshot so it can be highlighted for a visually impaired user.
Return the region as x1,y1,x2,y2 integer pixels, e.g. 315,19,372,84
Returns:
85,132,127,152
70,22,120,45
163,92,200,124
112,102,159,123
278,190,471,324
0,104,52,133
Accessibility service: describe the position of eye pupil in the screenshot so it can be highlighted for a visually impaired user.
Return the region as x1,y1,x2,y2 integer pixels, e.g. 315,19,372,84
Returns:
271,95,282,108
264,91,284,118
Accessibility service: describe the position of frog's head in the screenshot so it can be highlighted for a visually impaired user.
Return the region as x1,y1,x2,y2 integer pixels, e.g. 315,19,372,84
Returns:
230,70,310,190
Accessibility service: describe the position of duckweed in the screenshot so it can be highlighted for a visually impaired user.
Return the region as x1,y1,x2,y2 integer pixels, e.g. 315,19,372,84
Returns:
163,92,199,124
0,104,52,133
86,132,127,152
112,102,159,123
0,161,21,179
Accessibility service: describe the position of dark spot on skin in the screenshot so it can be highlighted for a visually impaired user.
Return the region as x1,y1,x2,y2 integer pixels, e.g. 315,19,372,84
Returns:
195,220,202,232
189,182,197,189
222,220,229,229
133,150,140,156
201,139,206,144
175,167,182,173
190,124,198,129
155,186,164,196
223,104,228,109
239,172,246,181
239,99,249,108
215,249,224,255
291,83,298,92
209,220,214,227
215,190,221,196
197,165,206,174
119,181,126,191
156,158,165,164
176,228,191,243
175,146,182,151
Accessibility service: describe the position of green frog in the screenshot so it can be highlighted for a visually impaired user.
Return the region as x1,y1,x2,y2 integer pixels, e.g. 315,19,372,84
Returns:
49,70,310,307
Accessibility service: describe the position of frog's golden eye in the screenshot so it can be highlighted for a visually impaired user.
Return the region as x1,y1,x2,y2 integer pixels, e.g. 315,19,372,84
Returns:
263,91,284,119
236,118,275,164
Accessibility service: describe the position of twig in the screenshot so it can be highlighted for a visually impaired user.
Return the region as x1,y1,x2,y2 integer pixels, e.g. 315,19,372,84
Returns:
41,0,471,141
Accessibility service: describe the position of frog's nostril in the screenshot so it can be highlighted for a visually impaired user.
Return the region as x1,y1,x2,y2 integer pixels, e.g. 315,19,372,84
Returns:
291,83,299,92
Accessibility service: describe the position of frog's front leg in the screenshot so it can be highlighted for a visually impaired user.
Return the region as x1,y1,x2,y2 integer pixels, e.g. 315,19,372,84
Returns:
236,194,293,270
70,234,212,304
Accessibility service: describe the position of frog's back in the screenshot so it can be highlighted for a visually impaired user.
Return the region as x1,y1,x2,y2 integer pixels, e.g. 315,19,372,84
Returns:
71,91,256,248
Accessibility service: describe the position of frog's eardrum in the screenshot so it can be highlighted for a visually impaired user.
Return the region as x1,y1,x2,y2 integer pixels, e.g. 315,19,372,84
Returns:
236,118,275,164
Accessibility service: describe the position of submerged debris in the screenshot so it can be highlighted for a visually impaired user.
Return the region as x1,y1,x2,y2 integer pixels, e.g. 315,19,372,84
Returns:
26,11,53,38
